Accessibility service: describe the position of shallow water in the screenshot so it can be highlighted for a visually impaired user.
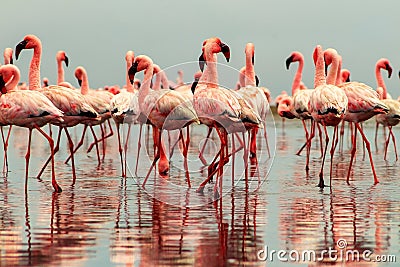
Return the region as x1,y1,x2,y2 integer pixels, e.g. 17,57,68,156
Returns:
0,119,399,266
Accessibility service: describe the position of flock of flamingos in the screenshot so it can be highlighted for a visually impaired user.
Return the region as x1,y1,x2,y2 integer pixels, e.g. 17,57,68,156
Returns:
0,34,399,197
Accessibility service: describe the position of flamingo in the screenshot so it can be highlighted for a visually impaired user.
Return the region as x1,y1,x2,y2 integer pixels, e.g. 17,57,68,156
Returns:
0,64,63,192
3,48,13,65
235,43,270,158
274,90,290,126
308,45,348,188
324,48,389,184
63,66,114,165
55,50,73,88
128,55,199,188
110,51,139,177
15,34,99,182
193,37,262,196
373,58,400,160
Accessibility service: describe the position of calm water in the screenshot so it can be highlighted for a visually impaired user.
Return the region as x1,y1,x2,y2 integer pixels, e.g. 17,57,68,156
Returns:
0,118,399,267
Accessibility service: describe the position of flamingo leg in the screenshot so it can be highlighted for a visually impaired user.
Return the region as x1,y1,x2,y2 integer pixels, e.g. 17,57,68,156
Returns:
135,123,143,177
142,127,162,188
115,123,125,177
249,128,258,158
25,128,33,191
179,129,191,187
329,126,338,186
346,123,358,183
317,124,329,188
37,126,62,179
1,126,12,173
296,120,310,156
339,120,345,153
64,125,88,164
34,126,61,193
389,126,398,161
231,134,235,186
384,126,391,161
199,127,213,165
64,128,77,183
263,121,271,158
86,119,114,154
89,126,101,166
356,123,379,184
123,124,132,178
374,122,379,151
317,123,323,158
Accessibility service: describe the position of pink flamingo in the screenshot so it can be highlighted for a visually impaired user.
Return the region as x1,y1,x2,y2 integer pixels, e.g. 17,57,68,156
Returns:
15,34,99,182
0,64,63,192
3,48,13,65
63,66,114,165
324,49,388,184
128,55,199,188
275,90,290,126
308,45,348,188
236,43,270,158
193,37,261,196
55,50,73,88
373,58,400,160
42,77,50,87
110,51,140,177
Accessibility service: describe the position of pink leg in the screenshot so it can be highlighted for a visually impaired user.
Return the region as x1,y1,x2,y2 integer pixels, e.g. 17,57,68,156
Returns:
35,126,61,193
339,120,345,153
115,123,125,177
37,126,62,179
199,127,213,165
89,126,101,166
142,127,162,188
1,126,12,173
384,126,391,161
123,124,132,177
25,128,33,190
329,126,338,185
356,123,379,184
249,128,258,158
65,125,88,164
86,119,114,154
346,123,357,183
263,121,271,158
317,123,323,158
374,122,379,151
317,124,329,188
135,124,143,176
389,126,398,161
64,128,77,183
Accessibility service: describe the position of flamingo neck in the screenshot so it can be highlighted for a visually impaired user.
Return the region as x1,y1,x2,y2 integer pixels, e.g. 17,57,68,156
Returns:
239,68,245,88
29,45,42,90
203,49,218,89
57,59,65,85
161,72,169,90
153,72,162,90
177,72,183,85
375,64,387,99
80,71,90,95
292,57,304,95
125,56,134,93
138,65,153,111
245,52,256,87
314,47,326,88
5,68,20,92
335,59,342,85
326,53,339,85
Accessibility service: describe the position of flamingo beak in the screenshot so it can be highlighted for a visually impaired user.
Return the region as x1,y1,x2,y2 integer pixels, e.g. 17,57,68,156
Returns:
15,40,28,60
386,63,392,78
77,79,82,86
220,42,230,62
252,55,255,65
128,62,138,84
255,75,259,86
198,53,206,72
10,57,13,65
65,56,69,67
285,55,294,70
346,75,350,82
190,80,199,94
0,75,6,94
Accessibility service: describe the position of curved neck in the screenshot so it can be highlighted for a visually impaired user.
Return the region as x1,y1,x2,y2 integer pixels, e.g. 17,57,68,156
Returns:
138,64,153,111
314,47,326,88
335,59,342,85
57,59,65,85
326,53,339,85
239,68,245,88
161,72,169,90
80,70,90,94
292,58,304,95
375,64,387,99
125,55,134,92
245,50,256,86
29,45,42,90
153,72,162,90
5,68,20,92
177,72,183,85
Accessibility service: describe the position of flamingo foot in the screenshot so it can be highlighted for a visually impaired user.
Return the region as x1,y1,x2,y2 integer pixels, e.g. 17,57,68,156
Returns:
53,183,63,193
196,185,205,194
317,173,326,188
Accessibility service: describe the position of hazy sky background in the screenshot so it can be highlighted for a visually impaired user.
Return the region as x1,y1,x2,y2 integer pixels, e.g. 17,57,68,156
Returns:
2,0,400,99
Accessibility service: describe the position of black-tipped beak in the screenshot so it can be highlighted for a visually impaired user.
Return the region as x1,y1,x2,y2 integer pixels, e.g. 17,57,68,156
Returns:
220,42,230,62
128,62,138,84
65,56,69,67
346,75,350,82
285,55,294,70
386,63,392,78
252,55,255,65
15,40,28,60
324,63,328,76
255,75,259,86
77,79,82,86
398,70,400,79
190,80,199,94
10,57,14,65
198,53,206,72
0,76,6,94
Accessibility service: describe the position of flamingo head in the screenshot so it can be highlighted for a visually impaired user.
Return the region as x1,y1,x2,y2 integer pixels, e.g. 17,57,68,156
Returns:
125,51,134,64
42,77,49,87
56,51,69,67
376,58,392,78
74,66,86,86
15,34,41,60
286,51,303,70
340,69,351,83
128,55,153,84
4,48,13,64
277,96,296,119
